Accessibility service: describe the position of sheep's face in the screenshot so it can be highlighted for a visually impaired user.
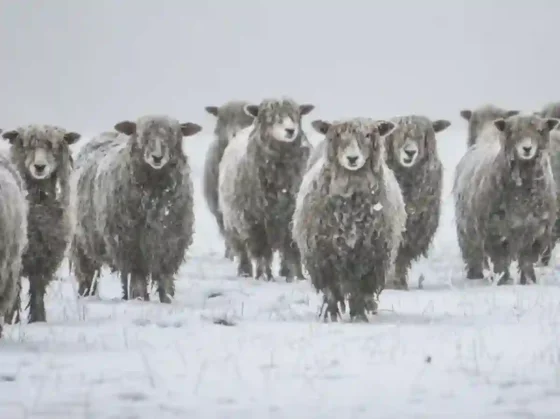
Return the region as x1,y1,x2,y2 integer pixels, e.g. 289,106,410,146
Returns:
1,125,80,180
312,118,396,172
460,106,519,146
244,98,314,144
494,115,560,162
205,102,256,143
387,118,451,168
114,116,202,170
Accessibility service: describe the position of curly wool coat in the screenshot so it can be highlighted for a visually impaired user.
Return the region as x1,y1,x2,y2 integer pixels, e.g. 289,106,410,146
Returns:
0,151,28,335
2,124,80,323
70,116,202,302
453,115,559,285
292,118,406,322
383,115,451,289
218,97,314,281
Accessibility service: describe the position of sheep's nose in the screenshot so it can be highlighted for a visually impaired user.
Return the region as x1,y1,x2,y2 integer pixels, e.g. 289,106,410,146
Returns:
285,128,295,137
152,154,163,164
34,164,46,172
347,156,358,165
404,149,416,158
522,146,532,153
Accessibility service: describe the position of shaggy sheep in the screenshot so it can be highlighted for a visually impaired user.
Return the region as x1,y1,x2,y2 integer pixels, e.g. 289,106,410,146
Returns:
460,104,520,148
2,124,80,323
218,97,315,281
70,115,202,302
292,118,407,322
453,114,559,285
0,147,28,336
535,102,560,265
383,115,451,290
202,101,257,260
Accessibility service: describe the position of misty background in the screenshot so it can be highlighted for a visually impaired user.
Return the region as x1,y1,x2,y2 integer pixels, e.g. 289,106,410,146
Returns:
0,0,557,136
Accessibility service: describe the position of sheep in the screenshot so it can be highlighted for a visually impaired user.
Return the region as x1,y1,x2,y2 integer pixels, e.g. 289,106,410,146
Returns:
453,114,559,285
460,104,520,148
1,124,80,323
534,102,560,265
305,135,326,172
218,97,315,281
292,117,407,322
70,115,202,303
202,101,257,260
0,145,28,336
383,115,451,290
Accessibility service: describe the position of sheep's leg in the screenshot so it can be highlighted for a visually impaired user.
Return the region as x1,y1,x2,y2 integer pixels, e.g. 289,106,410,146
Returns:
154,274,175,303
227,233,252,277
457,228,484,279
217,213,234,261
348,293,369,322
2,272,21,325
279,256,290,278
121,271,149,301
73,242,102,298
131,273,149,301
519,242,541,285
255,252,273,281
488,239,511,285
28,274,47,323
322,286,343,322
120,271,130,300
247,225,273,281
280,238,305,281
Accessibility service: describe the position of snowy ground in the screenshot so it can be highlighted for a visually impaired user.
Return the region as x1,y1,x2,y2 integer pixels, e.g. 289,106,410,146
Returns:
1,126,560,419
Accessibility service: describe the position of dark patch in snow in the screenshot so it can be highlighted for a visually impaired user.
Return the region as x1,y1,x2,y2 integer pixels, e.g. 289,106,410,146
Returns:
213,318,236,326
118,391,148,402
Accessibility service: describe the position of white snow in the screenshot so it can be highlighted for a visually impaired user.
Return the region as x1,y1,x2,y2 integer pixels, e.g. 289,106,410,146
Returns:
2,128,560,418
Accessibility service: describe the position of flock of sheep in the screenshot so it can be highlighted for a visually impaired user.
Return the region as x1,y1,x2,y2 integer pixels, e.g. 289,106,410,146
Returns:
0,98,558,334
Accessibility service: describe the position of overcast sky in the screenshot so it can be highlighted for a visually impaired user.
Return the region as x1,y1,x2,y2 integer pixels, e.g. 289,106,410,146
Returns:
0,0,557,135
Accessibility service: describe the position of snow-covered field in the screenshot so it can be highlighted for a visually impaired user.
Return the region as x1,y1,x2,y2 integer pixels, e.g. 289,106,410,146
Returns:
1,127,560,419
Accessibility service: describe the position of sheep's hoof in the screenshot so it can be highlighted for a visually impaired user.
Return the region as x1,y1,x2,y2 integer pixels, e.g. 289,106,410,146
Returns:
351,313,369,323
466,268,484,280
365,299,378,315
496,273,511,286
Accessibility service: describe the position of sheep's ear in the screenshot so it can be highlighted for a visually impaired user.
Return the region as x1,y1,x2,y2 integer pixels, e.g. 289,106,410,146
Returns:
506,110,520,118
311,120,331,135
181,122,202,137
1,130,19,143
64,132,81,145
432,120,451,133
114,121,137,136
299,104,315,116
545,118,560,132
460,109,472,121
493,118,507,132
205,106,219,117
376,121,396,137
244,104,259,118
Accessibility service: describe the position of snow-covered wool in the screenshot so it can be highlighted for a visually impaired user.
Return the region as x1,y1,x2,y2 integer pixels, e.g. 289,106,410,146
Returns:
453,114,559,284
2,124,80,323
460,104,520,148
384,115,451,289
70,115,202,302
534,102,560,265
0,147,28,336
292,117,406,322
202,101,257,259
218,97,315,281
